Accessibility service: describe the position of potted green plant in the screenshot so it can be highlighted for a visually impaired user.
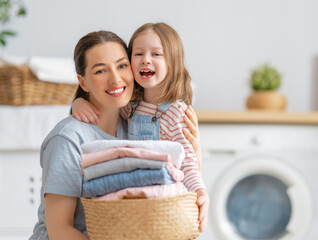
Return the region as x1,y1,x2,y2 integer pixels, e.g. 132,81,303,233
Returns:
0,0,26,47
246,64,287,110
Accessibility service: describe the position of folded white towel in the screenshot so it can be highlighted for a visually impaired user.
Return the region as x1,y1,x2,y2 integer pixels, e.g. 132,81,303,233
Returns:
81,140,185,169
0,55,28,66
28,56,78,84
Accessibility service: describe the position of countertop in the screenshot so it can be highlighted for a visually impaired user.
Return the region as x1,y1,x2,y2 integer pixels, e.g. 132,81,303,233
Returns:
0,105,70,150
196,110,318,125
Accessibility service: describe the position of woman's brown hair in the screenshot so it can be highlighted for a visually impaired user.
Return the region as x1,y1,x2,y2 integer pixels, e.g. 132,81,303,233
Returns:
128,22,192,105
71,30,128,111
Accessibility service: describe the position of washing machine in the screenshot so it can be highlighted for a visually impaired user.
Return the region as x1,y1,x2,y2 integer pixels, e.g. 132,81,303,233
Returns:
197,123,318,240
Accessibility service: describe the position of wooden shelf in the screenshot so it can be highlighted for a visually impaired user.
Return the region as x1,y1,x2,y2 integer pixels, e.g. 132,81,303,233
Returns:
196,110,318,125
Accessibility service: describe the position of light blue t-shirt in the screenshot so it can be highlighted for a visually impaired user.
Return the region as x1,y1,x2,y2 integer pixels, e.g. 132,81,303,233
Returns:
29,116,127,240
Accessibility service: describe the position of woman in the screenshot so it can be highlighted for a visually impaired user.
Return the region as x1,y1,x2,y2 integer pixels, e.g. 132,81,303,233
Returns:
29,30,201,240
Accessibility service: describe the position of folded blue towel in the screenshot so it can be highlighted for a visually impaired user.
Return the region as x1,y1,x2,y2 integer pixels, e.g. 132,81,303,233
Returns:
83,168,174,197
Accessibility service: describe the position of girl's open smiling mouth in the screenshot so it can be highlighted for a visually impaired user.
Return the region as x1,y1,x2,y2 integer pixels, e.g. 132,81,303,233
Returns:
140,68,155,78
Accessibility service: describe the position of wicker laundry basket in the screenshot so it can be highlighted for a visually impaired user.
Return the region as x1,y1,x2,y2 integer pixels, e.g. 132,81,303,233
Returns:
0,64,77,105
81,191,200,240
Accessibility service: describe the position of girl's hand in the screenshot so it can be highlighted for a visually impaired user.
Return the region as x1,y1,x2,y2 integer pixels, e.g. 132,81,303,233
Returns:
183,105,202,171
196,189,209,232
72,98,100,124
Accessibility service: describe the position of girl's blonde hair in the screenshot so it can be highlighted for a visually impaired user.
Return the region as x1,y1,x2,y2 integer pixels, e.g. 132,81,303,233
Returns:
128,22,192,105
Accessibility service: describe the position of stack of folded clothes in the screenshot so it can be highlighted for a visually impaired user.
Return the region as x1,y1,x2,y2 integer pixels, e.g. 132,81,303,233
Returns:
81,140,188,200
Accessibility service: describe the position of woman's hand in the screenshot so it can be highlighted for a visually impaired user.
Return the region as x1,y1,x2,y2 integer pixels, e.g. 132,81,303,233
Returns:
45,193,89,239
196,189,209,232
183,105,202,171
72,98,100,124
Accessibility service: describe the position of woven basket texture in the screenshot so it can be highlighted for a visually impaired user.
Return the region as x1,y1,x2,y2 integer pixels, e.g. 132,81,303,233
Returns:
0,64,77,105
81,191,200,240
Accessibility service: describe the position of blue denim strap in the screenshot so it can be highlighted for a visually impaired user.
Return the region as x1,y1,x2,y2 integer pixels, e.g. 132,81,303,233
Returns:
132,99,141,109
129,99,141,118
157,102,173,113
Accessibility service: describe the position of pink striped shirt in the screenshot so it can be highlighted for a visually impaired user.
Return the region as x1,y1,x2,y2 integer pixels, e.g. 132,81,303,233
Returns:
121,101,206,192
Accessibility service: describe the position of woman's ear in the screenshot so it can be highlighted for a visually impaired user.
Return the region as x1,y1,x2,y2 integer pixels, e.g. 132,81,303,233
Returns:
77,74,90,92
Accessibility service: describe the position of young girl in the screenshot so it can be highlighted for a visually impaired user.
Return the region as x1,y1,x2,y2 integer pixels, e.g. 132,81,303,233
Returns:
72,22,209,231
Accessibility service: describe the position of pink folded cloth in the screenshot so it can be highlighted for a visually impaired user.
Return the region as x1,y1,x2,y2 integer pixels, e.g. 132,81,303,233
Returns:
94,182,188,201
81,140,185,169
81,147,172,173
167,163,184,182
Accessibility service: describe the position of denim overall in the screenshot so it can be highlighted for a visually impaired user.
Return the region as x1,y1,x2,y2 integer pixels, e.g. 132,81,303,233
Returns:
128,100,173,140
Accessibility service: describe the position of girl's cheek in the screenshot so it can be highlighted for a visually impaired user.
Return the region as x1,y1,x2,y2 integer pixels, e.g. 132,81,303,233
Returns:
131,59,137,69
131,63,139,75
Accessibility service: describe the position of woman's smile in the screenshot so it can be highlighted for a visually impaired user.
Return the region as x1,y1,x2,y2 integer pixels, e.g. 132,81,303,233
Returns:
105,86,126,96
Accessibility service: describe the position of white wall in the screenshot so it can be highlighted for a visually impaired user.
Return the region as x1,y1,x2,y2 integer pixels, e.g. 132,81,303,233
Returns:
311,0,318,110
1,0,317,111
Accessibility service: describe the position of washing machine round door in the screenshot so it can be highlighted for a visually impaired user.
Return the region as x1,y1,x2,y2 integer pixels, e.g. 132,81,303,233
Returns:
211,154,313,240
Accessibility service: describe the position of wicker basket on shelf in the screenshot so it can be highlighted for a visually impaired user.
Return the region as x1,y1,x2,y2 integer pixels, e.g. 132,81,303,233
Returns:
81,191,200,240
0,64,78,105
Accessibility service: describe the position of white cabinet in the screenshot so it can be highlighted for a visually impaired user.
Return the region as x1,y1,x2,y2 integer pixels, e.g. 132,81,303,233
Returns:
0,150,41,238
0,237,28,240
0,105,70,239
